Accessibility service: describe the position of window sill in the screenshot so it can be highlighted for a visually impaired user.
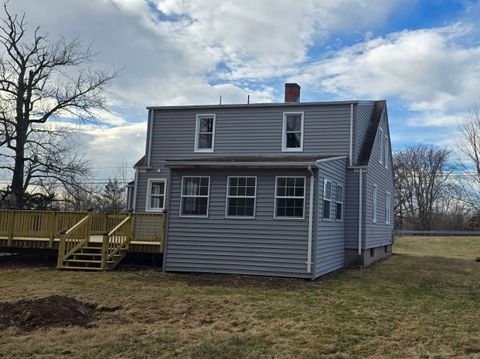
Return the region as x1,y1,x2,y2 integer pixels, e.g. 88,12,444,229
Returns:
281,148,304,152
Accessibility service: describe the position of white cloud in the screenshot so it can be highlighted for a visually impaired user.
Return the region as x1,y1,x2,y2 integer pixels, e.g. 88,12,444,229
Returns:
294,23,480,114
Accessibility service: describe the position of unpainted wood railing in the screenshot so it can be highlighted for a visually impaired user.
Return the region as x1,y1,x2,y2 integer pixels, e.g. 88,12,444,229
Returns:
1,210,166,249
57,215,92,267
102,216,132,269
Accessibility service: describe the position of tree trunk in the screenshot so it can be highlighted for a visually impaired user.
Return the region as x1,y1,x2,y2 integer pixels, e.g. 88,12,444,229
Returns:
11,124,27,209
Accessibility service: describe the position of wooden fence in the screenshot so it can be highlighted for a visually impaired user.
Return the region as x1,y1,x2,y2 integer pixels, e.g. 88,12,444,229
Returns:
0,210,165,248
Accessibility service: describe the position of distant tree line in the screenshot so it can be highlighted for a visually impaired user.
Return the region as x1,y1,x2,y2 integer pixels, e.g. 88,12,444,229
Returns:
395,106,480,231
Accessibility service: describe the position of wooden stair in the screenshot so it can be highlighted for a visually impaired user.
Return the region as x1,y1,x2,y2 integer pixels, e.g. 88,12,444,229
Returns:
57,215,132,271
60,241,128,271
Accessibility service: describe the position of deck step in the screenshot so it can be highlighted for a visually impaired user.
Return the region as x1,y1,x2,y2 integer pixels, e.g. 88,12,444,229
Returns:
73,252,102,257
59,266,103,271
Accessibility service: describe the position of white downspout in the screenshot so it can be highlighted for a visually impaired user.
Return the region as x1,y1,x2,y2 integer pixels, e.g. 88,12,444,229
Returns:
358,168,363,255
307,166,314,273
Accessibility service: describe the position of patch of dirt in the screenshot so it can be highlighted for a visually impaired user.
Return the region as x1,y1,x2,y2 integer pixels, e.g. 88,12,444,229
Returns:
0,295,120,332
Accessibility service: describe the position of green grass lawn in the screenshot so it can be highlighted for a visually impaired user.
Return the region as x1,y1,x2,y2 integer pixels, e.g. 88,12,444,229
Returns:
1,236,480,359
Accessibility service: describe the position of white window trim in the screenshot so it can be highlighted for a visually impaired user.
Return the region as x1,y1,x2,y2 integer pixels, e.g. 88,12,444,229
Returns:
194,114,216,153
336,184,344,221
225,176,257,219
323,179,332,221
379,127,384,164
274,176,306,220
179,176,210,218
386,191,392,224
145,178,167,212
384,136,389,169
373,184,378,223
281,112,304,152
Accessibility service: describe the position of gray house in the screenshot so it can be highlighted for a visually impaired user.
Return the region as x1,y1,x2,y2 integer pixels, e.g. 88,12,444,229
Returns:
130,83,394,279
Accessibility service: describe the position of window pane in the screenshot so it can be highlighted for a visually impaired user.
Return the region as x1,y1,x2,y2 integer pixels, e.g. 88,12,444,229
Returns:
199,118,213,133
198,134,212,149
336,203,342,220
286,133,301,148
151,182,164,195
325,181,331,200
150,195,164,209
336,185,343,202
247,178,256,187
183,178,200,195
286,115,301,131
246,186,255,196
182,197,208,216
323,200,331,219
228,198,255,217
276,198,304,218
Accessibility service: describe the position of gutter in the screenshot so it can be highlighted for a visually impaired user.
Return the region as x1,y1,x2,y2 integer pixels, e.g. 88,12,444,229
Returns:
306,166,315,274
358,168,363,255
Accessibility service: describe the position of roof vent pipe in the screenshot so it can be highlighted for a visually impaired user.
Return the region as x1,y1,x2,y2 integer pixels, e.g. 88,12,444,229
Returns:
284,83,301,103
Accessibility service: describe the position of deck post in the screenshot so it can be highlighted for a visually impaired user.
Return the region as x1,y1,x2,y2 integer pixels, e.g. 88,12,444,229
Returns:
57,231,66,269
7,211,16,247
48,212,57,249
101,233,108,270
160,213,166,253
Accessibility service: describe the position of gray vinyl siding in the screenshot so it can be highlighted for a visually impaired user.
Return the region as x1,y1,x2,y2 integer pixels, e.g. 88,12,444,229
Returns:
315,158,347,277
353,102,375,164
164,168,312,278
149,104,352,164
365,112,394,248
344,169,367,250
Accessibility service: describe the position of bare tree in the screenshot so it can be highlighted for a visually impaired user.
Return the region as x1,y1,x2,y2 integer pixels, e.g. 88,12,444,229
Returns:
0,4,116,208
0,126,91,208
394,145,454,230
457,104,480,210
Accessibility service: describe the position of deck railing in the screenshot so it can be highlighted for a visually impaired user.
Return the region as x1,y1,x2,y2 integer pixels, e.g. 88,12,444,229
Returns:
57,214,92,267
102,216,132,269
0,210,166,247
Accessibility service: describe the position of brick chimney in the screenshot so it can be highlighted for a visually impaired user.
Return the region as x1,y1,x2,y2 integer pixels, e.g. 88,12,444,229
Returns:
284,83,301,103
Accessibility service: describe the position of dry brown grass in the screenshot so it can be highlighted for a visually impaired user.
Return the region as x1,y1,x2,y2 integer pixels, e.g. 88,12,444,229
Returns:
0,236,480,358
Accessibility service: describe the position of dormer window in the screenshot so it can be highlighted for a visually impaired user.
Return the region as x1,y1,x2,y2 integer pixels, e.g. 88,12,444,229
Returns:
282,112,304,152
195,114,215,152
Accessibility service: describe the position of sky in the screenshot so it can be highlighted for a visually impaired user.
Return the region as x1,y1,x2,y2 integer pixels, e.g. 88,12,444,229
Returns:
8,0,480,181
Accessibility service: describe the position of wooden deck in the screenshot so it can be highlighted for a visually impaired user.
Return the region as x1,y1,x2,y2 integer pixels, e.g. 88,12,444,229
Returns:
0,210,166,269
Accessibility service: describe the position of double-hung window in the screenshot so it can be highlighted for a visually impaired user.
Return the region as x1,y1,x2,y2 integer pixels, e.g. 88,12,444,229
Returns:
282,112,304,151
379,128,384,164
384,136,389,169
195,114,215,152
323,179,332,220
146,179,166,211
180,177,210,216
226,177,256,218
373,184,378,223
275,177,305,218
336,184,343,221
386,192,392,224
